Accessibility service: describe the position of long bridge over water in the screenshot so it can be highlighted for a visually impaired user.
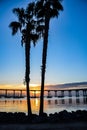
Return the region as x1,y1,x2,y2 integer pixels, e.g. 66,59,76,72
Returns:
0,88,87,98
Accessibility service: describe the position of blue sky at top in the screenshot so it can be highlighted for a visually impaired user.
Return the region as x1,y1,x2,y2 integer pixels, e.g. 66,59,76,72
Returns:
0,0,87,86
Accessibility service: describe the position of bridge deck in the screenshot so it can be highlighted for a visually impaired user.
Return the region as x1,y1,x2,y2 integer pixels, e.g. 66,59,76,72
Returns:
0,88,87,98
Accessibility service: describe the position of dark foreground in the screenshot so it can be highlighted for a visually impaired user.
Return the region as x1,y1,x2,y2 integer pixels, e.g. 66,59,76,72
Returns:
0,110,87,130
0,110,87,123
0,122,87,130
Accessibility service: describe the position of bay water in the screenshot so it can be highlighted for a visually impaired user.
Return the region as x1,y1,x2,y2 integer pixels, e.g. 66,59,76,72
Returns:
0,96,87,115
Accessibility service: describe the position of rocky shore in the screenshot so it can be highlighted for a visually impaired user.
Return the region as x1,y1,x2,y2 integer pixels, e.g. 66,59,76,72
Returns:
0,110,87,124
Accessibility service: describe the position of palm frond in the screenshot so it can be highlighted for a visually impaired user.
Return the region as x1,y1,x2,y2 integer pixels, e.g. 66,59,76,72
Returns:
36,25,45,35
52,0,63,11
50,9,59,18
13,8,25,25
26,2,35,21
30,34,39,46
35,0,45,17
35,0,43,13
26,2,35,13
9,21,21,35
37,18,45,25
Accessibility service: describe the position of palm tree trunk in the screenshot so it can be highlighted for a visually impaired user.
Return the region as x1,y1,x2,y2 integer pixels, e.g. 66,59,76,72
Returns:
25,42,32,116
39,16,49,116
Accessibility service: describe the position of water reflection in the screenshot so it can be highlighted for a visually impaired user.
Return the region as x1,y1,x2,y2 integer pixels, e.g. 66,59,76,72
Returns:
55,99,58,104
48,100,51,105
83,97,87,104
69,98,72,104
76,98,80,104
61,99,65,104
0,96,87,115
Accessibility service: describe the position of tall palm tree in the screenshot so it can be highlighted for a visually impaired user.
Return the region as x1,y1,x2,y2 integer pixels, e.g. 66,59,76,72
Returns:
9,2,39,117
35,0,63,115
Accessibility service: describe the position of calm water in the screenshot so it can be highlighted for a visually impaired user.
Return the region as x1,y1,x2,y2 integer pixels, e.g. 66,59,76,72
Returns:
0,96,87,115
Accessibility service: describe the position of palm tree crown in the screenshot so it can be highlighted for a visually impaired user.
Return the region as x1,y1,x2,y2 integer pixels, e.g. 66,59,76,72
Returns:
36,0,63,19
9,3,39,47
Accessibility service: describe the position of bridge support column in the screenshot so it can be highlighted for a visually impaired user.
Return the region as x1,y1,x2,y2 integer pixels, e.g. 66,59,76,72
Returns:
54,90,57,97
5,90,7,97
76,90,79,97
34,90,36,98
83,96,87,104
61,91,64,97
83,90,87,97
20,90,22,97
13,90,15,98
69,90,72,97
47,90,51,98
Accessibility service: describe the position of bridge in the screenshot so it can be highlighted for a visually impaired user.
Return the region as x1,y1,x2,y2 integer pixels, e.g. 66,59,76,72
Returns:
0,88,87,99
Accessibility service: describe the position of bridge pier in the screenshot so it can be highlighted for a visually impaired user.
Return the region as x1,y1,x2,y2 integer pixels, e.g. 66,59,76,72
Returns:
5,90,7,98
47,90,51,98
20,90,22,97
0,88,87,99
76,90,79,97
69,90,72,97
54,90,57,97
83,96,87,104
83,90,87,97
34,90,36,98
13,90,15,98
61,90,64,97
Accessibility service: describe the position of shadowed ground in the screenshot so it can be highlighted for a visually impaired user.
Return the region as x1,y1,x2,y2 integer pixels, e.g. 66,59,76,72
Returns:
0,122,87,130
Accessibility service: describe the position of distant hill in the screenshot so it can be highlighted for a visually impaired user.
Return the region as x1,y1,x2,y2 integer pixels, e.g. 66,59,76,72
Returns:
45,82,87,90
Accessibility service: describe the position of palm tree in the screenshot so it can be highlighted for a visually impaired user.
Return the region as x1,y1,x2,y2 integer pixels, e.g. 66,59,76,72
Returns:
35,0,63,115
9,2,39,117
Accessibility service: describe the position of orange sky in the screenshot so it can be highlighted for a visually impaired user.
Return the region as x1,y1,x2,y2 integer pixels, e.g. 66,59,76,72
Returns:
0,84,40,90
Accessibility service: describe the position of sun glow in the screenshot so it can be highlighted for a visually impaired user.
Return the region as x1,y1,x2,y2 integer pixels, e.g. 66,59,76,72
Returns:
0,83,40,90
30,84,39,87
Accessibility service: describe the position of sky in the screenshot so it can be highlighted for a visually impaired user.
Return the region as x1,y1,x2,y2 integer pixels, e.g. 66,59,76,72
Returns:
0,0,87,88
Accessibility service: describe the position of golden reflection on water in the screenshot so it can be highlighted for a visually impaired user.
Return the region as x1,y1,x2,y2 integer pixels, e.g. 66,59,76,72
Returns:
31,98,40,114
0,97,87,114
0,98,41,114
0,99,27,113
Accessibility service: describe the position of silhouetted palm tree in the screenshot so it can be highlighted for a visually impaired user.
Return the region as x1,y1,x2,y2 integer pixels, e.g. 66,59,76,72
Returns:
9,2,39,116
35,0,63,115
